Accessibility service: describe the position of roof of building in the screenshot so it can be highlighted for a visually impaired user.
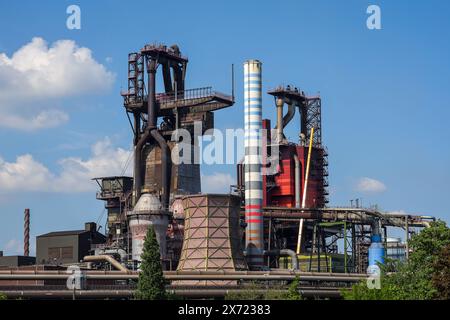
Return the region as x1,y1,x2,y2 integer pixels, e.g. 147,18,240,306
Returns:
37,230,89,238
91,176,133,181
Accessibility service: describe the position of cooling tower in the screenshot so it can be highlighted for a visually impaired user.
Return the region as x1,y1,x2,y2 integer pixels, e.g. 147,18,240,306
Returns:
177,194,247,271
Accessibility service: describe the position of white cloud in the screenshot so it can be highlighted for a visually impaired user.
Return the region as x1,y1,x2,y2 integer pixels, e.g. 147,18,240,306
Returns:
4,239,22,255
201,172,234,193
0,109,69,130
0,37,115,130
0,137,132,193
0,154,53,192
55,138,132,192
356,177,387,193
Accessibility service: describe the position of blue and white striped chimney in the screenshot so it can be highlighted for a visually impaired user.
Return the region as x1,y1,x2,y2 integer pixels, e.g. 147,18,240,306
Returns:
244,60,264,268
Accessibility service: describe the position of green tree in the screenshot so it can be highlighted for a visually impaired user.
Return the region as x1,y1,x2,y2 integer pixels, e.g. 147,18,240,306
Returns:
342,221,450,300
135,226,167,300
432,244,450,300
0,293,6,300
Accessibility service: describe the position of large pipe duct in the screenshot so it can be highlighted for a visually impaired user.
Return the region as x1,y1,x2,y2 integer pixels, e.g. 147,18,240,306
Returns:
275,98,284,143
293,155,301,208
83,255,130,273
244,60,264,269
265,249,299,270
283,103,296,128
147,59,157,129
274,103,296,133
133,130,151,202
24,208,30,257
150,129,171,211
94,248,128,262
133,58,158,203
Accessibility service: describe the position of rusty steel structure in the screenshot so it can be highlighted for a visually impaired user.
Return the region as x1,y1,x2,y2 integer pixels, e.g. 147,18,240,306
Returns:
120,43,234,265
122,44,234,205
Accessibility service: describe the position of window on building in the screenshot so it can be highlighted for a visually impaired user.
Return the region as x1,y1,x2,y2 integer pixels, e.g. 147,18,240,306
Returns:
48,246,74,260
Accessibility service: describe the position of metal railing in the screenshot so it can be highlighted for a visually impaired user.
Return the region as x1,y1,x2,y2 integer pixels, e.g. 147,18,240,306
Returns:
157,87,233,104
123,87,233,106
157,87,213,103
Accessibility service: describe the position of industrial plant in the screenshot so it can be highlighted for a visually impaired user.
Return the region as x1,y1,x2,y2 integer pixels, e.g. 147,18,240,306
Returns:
0,43,436,299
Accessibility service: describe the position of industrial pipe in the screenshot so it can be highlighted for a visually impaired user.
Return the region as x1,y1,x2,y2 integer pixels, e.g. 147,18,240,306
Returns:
133,58,158,203
274,103,296,132
280,249,299,270
150,129,171,211
283,103,296,128
97,249,128,262
133,130,151,202
276,98,284,143
293,154,301,208
301,127,314,209
83,255,130,273
0,271,366,281
0,288,344,299
147,59,157,129
297,127,315,254
265,249,299,270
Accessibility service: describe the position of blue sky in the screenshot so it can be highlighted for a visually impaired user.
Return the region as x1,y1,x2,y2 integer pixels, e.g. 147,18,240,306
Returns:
0,0,449,255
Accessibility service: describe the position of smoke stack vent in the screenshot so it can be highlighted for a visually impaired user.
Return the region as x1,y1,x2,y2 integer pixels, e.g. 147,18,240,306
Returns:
24,208,30,257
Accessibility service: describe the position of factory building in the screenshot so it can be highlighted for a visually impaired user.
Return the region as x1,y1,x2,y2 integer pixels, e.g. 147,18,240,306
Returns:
0,252,36,268
36,223,106,265
85,43,433,274
0,42,436,299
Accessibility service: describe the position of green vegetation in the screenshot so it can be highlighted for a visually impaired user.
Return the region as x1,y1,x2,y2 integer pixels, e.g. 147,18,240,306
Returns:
342,220,450,300
134,226,167,300
284,276,303,300
432,243,450,299
225,278,303,300
0,293,6,300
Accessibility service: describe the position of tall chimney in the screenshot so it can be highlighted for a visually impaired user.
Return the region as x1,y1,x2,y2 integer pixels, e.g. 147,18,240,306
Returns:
24,208,30,257
243,60,264,269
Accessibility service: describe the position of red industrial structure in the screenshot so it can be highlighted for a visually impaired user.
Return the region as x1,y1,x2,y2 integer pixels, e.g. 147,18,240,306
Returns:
238,86,328,210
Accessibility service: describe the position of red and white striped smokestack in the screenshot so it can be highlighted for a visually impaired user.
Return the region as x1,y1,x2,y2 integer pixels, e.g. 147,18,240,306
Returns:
24,208,30,257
